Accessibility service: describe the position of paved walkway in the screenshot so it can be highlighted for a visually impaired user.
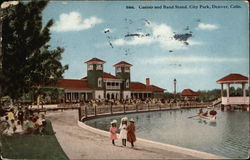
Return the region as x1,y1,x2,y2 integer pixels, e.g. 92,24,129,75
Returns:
47,110,224,159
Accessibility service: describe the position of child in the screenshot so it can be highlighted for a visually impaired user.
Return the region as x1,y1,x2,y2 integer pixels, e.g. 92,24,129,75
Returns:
10,119,16,133
25,116,34,134
15,120,24,134
109,120,118,145
127,119,136,148
119,117,128,146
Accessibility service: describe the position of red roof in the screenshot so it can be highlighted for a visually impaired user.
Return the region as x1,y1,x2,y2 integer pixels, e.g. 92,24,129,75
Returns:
81,73,121,80
216,73,248,84
102,72,122,80
181,89,199,96
130,82,165,92
81,76,87,80
146,85,165,91
113,61,132,67
85,58,105,64
57,79,91,90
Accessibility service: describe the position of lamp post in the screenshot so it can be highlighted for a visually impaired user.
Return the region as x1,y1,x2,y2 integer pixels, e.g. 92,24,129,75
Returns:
0,1,19,98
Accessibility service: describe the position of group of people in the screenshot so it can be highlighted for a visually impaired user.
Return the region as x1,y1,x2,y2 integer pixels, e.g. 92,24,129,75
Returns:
109,117,136,148
82,98,200,109
83,98,165,108
0,107,46,136
198,108,217,117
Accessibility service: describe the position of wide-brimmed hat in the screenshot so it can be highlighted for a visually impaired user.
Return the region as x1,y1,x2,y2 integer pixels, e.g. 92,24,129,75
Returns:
111,120,117,124
121,117,128,122
129,118,135,122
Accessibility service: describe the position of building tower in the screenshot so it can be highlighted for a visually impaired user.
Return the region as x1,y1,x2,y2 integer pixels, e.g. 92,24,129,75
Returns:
174,78,176,98
113,61,132,99
84,58,105,89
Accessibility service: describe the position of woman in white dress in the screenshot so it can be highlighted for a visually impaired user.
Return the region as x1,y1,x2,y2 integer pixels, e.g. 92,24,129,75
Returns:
119,117,128,146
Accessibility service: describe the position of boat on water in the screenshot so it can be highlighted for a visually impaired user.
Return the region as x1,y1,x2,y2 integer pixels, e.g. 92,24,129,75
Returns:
198,114,216,121
197,108,217,121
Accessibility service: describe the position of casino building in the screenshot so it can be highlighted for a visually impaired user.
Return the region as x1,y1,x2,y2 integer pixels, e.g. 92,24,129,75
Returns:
58,58,165,103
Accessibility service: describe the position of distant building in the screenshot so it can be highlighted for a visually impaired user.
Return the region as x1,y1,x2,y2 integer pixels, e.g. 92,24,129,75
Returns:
57,58,165,102
180,89,199,101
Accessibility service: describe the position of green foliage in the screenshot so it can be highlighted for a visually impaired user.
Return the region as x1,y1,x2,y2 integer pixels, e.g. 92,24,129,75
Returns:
165,89,221,102
1,120,69,160
197,87,249,102
164,92,180,99
39,87,64,103
2,0,68,101
197,89,221,102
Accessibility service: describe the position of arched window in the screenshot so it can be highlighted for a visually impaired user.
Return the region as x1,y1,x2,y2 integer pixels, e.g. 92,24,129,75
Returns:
126,79,129,88
111,93,115,99
98,77,102,87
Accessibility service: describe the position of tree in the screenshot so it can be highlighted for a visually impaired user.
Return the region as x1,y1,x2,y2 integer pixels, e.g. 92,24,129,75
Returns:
1,0,68,102
197,89,221,102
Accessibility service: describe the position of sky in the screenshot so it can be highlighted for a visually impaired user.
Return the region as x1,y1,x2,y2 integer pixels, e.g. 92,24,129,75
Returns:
42,0,249,92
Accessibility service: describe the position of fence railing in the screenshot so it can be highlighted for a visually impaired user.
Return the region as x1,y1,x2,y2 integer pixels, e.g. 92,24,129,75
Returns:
79,103,209,121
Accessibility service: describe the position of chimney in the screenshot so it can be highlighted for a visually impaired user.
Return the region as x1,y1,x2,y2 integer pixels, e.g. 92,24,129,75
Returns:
146,78,150,86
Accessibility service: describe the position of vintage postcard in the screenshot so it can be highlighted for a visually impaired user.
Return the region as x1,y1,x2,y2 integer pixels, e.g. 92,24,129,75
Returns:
0,0,249,159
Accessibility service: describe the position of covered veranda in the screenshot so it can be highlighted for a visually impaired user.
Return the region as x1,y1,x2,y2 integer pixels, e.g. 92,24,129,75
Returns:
64,90,92,103
131,92,153,99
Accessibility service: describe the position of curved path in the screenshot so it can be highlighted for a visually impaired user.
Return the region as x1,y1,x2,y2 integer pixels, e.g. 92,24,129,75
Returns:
47,110,225,159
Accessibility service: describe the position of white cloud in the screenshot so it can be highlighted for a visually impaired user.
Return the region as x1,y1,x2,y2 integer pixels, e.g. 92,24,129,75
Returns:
112,36,153,46
111,21,201,50
52,12,103,32
188,40,203,45
164,67,207,75
140,56,247,64
197,23,218,30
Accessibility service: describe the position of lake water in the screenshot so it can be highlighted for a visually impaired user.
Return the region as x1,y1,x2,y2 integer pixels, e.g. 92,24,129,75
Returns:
84,108,249,158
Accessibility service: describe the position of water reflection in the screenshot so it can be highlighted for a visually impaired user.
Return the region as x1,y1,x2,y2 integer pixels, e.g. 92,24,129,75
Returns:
203,120,207,125
85,108,249,159
209,121,217,127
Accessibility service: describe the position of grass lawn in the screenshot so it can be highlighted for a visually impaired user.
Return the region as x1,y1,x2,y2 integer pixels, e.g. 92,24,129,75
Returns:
0,120,69,160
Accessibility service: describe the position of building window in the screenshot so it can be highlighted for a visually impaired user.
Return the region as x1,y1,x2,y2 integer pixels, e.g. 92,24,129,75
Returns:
98,78,102,87
88,64,93,70
116,67,121,73
126,79,129,88
96,64,102,70
125,67,130,72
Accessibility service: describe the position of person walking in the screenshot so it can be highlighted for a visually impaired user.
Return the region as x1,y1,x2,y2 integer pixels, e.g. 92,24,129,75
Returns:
109,120,118,145
17,108,24,127
119,117,128,146
127,118,136,148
